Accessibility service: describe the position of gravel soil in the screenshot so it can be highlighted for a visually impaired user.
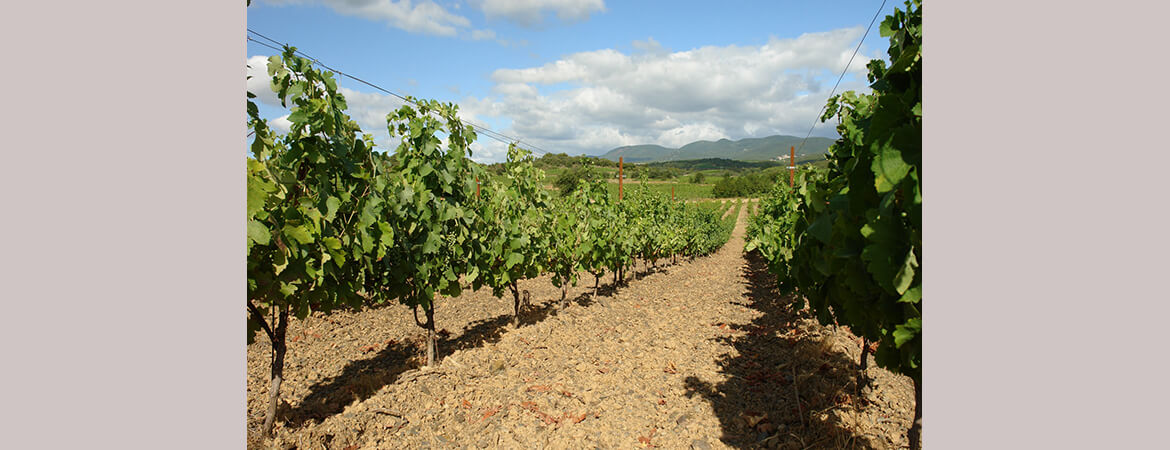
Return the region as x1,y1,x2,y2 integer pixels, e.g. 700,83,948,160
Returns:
247,205,917,449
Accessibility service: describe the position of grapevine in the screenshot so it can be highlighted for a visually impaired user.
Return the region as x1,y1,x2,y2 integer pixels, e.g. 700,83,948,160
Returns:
746,1,922,446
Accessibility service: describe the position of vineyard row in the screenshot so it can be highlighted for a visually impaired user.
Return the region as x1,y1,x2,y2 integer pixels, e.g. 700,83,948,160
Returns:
246,48,738,436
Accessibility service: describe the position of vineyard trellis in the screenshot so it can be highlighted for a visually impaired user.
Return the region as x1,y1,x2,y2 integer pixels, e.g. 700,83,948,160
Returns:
746,0,921,447
246,47,737,437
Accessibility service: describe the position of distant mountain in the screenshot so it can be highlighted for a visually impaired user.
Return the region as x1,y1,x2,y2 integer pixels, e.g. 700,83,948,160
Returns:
601,135,834,163
645,156,824,171
596,144,674,162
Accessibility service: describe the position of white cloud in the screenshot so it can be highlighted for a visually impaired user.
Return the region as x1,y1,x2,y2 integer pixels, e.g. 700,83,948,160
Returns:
468,137,511,163
261,0,471,36
249,26,885,164
248,55,414,151
471,28,496,40
246,55,283,107
334,87,411,149
474,0,606,27
328,87,503,160
469,28,525,47
454,26,881,158
270,115,294,134
660,123,725,148
631,37,666,54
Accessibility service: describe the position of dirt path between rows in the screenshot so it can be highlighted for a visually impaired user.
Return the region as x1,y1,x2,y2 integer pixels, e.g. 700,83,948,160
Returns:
720,200,739,220
248,205,916,449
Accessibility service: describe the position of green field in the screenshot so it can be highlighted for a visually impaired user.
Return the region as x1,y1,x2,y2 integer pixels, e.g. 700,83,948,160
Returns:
604,181,712,200
722,199,743,225
534,157,821,201
691,199,724,215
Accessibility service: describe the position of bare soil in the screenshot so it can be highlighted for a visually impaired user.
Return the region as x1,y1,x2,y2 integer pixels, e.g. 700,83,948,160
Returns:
247,206,916,449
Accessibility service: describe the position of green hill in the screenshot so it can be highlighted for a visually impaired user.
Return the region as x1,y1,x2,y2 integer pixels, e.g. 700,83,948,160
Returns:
644,156,823,171
598,144,675,163
644,158,781,171
601,135,834,163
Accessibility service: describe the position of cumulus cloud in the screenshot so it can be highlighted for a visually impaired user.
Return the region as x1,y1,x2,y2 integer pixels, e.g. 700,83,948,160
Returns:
261,0,471,36
249,25,884,163
471,28,497,41
468,137,511,163
332,87,411,149
455,26,880,158
269,114,294,134
329,86,503,161
246,55,283,107
631,37,666,54
474,0,606,27
469,28,519,47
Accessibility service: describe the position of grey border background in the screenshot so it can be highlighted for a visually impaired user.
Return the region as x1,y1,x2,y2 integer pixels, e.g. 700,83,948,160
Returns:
3,0,243,447
926,0,1170,447
3,1,1168,448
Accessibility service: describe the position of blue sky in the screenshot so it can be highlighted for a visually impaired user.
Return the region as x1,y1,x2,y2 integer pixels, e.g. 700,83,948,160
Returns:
247,0,903,162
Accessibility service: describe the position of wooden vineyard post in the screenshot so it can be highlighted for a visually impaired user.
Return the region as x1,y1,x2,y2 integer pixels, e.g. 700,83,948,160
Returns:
672,185,675,201
475,176,480,197
618,156,624,201
789,146,795,188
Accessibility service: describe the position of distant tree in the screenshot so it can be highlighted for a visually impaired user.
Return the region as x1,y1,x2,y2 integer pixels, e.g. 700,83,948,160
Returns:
485,162,506,176
553,165,602,196
627,165,641,178
536,152,576,168
712,170,782,198
691,172,706,184
645,167,678,180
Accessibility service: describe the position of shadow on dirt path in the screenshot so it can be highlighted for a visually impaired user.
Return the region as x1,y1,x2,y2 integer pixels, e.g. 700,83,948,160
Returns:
683,250,896,449
282,297,564,427
279,257,685,430
249,200,914,449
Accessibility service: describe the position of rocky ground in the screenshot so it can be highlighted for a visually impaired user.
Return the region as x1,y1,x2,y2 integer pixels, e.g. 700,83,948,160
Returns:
247,205,916,449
